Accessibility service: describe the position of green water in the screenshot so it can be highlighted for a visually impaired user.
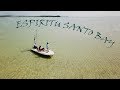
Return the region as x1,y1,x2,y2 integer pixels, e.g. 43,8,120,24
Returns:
0,17,120,79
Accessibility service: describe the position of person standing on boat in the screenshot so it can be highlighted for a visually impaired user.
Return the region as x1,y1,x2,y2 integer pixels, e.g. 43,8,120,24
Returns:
33,43,38,49
46,42,49,52
33,37,38,49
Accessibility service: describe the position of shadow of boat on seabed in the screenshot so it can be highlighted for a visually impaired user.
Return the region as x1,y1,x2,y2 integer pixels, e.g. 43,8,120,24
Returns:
30,50,52,59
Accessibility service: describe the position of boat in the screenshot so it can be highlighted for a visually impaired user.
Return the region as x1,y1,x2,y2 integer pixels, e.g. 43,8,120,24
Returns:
31,48,54,56
31,30,54,56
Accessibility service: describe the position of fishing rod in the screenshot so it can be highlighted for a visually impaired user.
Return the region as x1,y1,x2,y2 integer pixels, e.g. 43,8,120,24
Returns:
34,30,38,44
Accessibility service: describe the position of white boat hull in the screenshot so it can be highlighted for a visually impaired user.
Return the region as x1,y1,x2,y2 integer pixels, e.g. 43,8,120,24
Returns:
31,48,54,56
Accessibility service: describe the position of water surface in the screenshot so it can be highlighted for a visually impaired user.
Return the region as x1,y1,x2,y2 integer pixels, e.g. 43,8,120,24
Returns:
0,16,120,79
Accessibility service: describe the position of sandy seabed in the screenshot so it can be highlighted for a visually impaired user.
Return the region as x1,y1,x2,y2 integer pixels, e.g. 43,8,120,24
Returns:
0,16,120,79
